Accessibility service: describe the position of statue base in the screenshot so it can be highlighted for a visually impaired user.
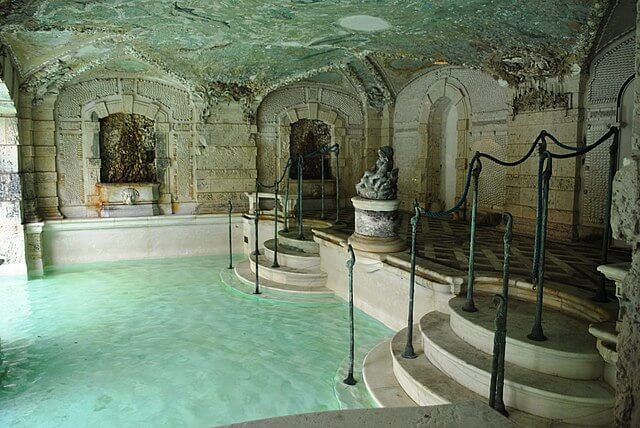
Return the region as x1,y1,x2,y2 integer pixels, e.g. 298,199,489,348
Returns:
348,197,405,253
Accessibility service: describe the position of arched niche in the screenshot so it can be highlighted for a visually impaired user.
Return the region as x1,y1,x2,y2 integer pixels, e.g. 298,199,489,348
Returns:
393,67,509,212
256,84,366,208
581,32,636,236
54,77,199,218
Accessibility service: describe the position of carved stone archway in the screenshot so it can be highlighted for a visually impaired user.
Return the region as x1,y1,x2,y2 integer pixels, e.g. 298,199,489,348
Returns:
54,77,199,218
256,84,366,207
394,67,509,212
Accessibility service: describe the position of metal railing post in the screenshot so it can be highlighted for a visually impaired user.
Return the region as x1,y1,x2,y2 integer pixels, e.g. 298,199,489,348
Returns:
344,244,357,386
335,144,340,223
489,212,512,417
594,130,618,302
272,182,280,268
297,156,305,240
227,200,233,269
402,201,421,359
463,159,482,313
528,153,551,341
531,138,548,292
283,168,290,233
320,146,326,220
253,180,261,295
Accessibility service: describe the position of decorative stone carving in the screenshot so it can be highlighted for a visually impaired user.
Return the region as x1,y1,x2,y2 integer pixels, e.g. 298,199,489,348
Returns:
485,46,571,85
121,188,139,205
356,146,398,200
350,146,404,253
512,84,570,116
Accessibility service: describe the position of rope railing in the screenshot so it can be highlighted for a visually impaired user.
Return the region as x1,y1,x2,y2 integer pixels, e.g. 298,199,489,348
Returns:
250,144,341,295
402,126,619,357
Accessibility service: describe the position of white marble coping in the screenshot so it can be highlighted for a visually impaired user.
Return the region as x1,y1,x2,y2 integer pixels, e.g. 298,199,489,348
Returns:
351,196,400,211
218,401,515,428
312,227,464,293
25,214,243,232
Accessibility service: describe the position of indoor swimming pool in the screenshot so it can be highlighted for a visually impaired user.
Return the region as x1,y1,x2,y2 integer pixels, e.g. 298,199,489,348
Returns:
0,256,392,427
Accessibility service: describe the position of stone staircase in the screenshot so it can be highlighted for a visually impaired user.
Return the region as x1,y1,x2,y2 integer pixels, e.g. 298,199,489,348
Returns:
364,294,615,426
235,224,332,295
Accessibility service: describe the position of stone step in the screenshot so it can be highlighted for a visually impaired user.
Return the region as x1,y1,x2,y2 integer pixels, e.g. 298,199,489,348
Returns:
249,254,327,288
362,338,417,408
388,327,547,427
448,295,603,380
263,239,320,270
420,312,614,425
278,229,320,254
235,260,332,295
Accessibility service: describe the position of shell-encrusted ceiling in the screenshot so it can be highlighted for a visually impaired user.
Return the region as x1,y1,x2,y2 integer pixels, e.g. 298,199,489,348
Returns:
0,0,607,96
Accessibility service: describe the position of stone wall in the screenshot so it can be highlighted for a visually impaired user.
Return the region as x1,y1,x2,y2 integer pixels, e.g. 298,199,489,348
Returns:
256,81,367,207
583,31,636,238
195,102,255,214
612,2,640,423
505,76,583,241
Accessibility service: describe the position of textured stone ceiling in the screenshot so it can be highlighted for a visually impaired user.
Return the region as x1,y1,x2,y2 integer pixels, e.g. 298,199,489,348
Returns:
0,0,606,94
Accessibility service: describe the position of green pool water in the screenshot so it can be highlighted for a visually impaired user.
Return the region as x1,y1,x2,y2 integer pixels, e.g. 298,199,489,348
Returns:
0,256,392,427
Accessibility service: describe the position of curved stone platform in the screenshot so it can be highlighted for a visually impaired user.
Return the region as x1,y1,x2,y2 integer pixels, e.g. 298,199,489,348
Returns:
278,229,320,254
448,295,603,379
420,312,614,425
235,259,331,295
362,328,546,427
249,254,327,288
263,239,320,270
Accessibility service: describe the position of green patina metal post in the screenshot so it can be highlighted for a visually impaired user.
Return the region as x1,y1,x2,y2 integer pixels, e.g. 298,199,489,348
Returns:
253,180,261,295
344,244,357,386
463,160,482,313
320,146,326,220
297,156,305,240
594,130,618,303
531,139,548,295
489,212,512,417
272,182,280,268
227,200,233,269
402,201,421,359
283,168,290,233
335,145,340,223
528,154,552,341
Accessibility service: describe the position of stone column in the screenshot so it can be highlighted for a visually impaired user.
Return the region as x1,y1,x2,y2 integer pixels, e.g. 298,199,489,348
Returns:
0,113,27,277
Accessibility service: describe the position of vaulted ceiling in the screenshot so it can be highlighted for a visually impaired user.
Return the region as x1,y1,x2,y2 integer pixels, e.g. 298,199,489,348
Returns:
0,0,607,97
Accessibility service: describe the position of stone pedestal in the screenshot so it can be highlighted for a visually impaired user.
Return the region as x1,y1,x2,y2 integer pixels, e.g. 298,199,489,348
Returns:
348,196,405,253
